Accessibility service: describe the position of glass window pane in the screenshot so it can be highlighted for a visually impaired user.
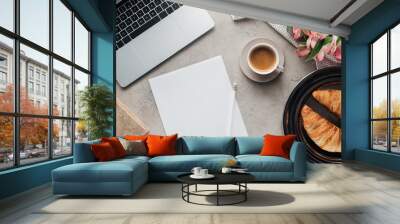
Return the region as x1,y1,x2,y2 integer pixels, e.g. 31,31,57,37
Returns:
20,44,49,115
391,72,400,118
20,117,49,165
75,18,89,70
391,120,400,153
0,0,14,31
74,69,89,118
75,120,88,143
53,119,72,158
53,59,72,117
372,76,387,119
372,121,388,151
53,0,72,60
0,34,14,113
391,24,400,70
372,33,387,76
0,116,14,170
20,0,49,49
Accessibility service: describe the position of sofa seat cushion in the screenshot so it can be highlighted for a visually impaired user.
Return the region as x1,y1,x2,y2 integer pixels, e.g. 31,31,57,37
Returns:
236,155,293,172
117,155,150,162
53,159,147,183
149,154,235,172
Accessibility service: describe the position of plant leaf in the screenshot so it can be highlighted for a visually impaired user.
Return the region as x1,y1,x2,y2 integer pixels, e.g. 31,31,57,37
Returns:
79,84,114,140
306,41,322,61
305,36,332,61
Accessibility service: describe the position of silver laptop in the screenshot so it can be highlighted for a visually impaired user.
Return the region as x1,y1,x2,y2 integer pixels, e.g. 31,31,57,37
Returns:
116,0,215,88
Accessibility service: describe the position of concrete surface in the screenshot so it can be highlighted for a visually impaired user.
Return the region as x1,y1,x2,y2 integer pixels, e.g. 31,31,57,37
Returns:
116,99,149,136
116,11,316,136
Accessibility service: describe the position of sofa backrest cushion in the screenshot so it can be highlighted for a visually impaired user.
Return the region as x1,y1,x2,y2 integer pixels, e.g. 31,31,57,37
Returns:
236,137,263,155
91,142,118,161
147,134,178,157
73,139,100,163
101,137,127,158
178,136,236,155
259,134,296,159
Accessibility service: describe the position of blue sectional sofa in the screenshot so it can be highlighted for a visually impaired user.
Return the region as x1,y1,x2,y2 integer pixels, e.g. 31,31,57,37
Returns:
52,136,307,196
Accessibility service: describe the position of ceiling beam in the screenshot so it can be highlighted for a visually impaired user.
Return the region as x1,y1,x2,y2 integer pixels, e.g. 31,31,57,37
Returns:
330,0,368,27
173,0,351,37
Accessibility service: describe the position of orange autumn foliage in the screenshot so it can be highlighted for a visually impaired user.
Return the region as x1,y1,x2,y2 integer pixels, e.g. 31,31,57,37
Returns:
0,85,59,149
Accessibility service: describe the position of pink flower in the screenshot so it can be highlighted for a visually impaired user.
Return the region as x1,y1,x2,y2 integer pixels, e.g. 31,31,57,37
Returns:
311,31,328,40
292,28,302,40
334,47,342,61
315,45,331,61
306,34,323,49
323,44,332,54
319,33,328,40
306,37,314,48
302,29,311,36
329,36,338,54
329,36,342,61
315,50,325,61
292,28,342,62
296,47,311,57
308,31,318,38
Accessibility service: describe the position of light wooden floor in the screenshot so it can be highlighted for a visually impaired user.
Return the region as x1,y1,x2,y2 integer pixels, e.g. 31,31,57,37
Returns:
1,162,400,224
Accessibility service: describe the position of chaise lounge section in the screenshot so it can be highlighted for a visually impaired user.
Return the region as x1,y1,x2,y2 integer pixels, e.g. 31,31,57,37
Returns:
52,140,149,196
52,136,307,196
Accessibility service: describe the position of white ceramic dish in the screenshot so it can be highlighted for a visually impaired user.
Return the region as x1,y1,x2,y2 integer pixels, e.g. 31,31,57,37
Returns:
247,43,280,75
190,174,215,179
240,38,285,83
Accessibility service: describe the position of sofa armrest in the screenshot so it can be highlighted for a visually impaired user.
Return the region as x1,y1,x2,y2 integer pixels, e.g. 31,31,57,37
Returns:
73,140,100,163
289,141,307,182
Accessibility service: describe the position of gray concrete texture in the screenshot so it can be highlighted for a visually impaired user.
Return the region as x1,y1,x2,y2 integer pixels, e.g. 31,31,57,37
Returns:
116,11,316,136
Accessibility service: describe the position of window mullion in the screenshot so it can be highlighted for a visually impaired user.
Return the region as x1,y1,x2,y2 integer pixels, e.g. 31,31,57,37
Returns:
88,31,91,75
48,0,54,160
13,0,21,167
71,10,76,155
388,30,391,153
370,45,373,149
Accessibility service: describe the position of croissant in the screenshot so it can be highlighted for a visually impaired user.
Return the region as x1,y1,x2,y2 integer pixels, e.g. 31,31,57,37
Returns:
301,90,341,153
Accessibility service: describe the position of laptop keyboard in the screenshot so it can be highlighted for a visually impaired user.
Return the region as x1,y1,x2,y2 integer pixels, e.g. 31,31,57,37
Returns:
116,0,182,50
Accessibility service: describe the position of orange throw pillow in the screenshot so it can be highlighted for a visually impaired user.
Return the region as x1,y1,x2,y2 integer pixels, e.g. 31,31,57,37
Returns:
124,135,148,141
91,142,117,162
101,137,126,158
260,134,296,159
146,134,178,157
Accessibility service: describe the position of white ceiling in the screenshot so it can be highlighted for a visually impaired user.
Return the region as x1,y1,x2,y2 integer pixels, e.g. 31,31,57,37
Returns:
174,0,384,37
226,0,353,22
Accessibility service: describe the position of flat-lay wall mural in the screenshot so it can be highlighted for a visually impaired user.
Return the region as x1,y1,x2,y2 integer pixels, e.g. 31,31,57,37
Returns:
114,1,342,162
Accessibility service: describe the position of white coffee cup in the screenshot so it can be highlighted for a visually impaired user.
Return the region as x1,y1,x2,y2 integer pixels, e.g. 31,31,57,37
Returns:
221,167,232,174
247,43,280,75
191,167,202,176
199,169,208,176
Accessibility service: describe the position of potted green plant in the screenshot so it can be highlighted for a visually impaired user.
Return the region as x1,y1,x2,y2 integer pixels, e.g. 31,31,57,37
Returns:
79,84,114,140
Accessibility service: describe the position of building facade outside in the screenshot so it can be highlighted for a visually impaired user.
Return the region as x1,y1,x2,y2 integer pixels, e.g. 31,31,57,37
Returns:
0,41,81,167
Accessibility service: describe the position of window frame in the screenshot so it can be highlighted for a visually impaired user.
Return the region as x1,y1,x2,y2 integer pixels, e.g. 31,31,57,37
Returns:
0,71,7,85
0,0,92,171
0,53,8,90
370,21,400,154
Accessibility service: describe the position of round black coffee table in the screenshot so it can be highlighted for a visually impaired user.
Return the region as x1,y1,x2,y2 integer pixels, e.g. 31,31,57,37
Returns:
177,173,255,206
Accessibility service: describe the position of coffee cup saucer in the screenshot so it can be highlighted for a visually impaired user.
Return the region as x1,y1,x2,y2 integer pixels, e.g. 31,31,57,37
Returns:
190,174,215,179
240,38,285,83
